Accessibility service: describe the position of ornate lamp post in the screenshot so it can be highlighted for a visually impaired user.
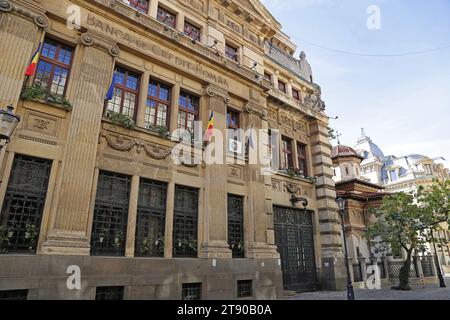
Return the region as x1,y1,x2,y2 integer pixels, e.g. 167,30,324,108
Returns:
0,105,21,150
336,197,355,300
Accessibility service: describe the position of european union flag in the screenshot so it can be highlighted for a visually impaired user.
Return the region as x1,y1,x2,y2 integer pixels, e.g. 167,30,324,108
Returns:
106,72,118,101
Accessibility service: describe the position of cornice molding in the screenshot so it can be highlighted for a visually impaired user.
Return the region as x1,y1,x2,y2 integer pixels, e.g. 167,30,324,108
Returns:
0,0,48,28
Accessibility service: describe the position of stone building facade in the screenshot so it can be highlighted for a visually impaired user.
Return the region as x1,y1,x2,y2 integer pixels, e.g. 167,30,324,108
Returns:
0,0,345,299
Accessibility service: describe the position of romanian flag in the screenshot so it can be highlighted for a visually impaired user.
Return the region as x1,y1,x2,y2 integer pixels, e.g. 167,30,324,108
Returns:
204,111,215,142
25,44,42,77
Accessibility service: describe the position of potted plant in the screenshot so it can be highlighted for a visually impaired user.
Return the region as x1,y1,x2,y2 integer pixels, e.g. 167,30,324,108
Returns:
107,111,135,129
112,230,123,250
24,224,38,252
0,226,14,254
21,85,72,108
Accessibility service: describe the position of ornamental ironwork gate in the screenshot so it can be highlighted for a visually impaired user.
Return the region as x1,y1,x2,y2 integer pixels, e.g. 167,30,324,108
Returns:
274,206,317,292
0,155,52,254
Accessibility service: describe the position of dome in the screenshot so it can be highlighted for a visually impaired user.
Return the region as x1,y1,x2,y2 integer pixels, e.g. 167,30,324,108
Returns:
354,128,385,160
331,145,363,159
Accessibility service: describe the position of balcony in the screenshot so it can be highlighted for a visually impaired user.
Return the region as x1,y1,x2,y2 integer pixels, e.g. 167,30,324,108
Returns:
265,42,310,83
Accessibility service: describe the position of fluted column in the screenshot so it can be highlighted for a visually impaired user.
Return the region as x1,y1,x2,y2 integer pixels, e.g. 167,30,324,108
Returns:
0,0,48,107
199,85,231,258
245,102,279,259
310,118,347,290
42,32,120,255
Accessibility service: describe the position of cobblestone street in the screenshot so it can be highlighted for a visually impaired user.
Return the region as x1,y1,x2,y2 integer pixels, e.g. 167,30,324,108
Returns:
287,278,450,300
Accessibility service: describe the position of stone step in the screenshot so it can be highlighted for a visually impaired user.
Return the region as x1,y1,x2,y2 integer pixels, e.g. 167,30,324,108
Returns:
283,290,298,297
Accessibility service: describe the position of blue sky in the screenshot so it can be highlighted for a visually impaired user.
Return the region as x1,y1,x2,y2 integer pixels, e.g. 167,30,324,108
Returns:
261,0,450,166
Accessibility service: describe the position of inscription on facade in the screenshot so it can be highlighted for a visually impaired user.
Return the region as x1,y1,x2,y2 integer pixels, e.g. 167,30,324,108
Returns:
86,15,229,88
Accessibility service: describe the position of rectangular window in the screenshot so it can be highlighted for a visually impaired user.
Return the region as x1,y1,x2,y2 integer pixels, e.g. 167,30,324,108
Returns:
145,80,171,130
173,186,198,258
264,72,272,82
157,6,176,29
278,80,286,93
297,143,308,177
227,109,240,130
225,43,239,62
91,171,130,257
135,179,167,257
237,280,252,298
424,164,433,175
228,195,244,258
178,91,199,134
107,67,140,118
184,21,201,42
127,0,149,13
33,38,73,96
182,283,201,300
0,155,51,254
281,136,294,170
95,286,124,300
0,290,28,300
292,88,300,101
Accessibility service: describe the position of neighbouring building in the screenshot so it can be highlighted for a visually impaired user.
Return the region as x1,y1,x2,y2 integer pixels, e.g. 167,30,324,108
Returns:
332,143,444,286
352,129,450,278
0,0,346,300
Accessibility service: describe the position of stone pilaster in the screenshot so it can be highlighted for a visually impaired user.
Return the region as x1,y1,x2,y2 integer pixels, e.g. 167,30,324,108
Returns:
245,102,278,259
309,119,347,290
0,0,48,107
199,85,231,258
41,32,120,255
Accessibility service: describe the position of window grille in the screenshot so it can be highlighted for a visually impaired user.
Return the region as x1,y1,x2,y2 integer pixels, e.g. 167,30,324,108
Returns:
0,155,51,254
91,171,130,256
228,195,244,258
135,179,167,257
173,186,198,258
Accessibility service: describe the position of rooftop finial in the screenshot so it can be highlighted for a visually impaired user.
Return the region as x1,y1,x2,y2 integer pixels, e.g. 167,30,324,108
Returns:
361,128,366,138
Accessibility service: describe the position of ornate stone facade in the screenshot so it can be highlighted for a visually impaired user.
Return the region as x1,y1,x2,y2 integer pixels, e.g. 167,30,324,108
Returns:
0,0,346,299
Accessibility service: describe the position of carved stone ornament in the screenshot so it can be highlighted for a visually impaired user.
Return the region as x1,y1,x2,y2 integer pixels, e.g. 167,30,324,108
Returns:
285,183,300,195
304,92,326,112
143,144,172,160
245,102,268,120
0,0,49,27
205,85,230,104
80,32,120,57
103,134,135,152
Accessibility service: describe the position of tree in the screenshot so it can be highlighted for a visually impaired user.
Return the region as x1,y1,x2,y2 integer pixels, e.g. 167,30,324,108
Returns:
366,179,449,291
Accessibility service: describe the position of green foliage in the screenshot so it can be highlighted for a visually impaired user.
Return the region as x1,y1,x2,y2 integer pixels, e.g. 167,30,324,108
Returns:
139,234,165,255
0,225,14,254
108,112,135,129
177,239,198,253
365,179,450,290
21,85,72,108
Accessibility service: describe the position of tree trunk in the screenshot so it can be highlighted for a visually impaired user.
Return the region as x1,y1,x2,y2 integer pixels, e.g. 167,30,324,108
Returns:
398,250,413,290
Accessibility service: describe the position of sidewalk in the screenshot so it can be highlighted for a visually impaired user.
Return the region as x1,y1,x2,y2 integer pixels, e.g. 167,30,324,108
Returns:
286,279,450,300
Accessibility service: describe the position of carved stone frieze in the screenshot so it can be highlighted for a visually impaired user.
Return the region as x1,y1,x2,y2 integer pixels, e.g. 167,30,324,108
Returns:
142,143,172,160
102,134,135,151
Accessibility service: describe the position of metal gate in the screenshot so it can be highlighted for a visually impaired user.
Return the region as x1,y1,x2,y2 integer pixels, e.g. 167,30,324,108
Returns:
274,206,317,292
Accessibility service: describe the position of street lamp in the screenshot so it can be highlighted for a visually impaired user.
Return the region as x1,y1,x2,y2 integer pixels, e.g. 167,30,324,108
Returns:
0,105,20,150
336,197,355,300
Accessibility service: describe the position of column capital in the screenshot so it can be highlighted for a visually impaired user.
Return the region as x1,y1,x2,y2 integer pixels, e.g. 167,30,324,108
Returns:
205,84,230,104
245,101,267,120
80,32,120,57
0,0,49,28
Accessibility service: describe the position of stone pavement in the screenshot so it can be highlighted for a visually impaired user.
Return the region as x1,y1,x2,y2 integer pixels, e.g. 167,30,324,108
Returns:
286,278,450,300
